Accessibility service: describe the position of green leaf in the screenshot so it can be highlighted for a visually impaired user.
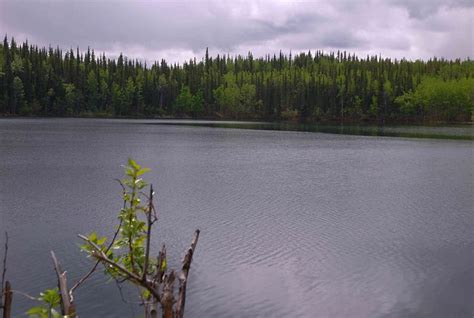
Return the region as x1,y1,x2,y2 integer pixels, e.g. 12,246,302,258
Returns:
51,309,62,318
142,288,151,299
128,158,140,170
97,236,107,246
125,167,135,177
40,288,60,307
79,243,91,252
136,167,151,176
161,258,167,272
88,232,97,242
27,306,47,317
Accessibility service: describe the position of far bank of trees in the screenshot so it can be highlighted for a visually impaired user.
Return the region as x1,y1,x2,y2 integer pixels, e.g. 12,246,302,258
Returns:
0,36,472,122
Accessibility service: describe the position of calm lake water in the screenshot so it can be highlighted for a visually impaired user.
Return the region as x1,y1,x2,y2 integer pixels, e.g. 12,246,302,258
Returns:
0,118,473,318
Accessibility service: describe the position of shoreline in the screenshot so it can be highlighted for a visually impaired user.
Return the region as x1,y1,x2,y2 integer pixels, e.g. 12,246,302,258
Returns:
1,113,472,127
1,115,473,141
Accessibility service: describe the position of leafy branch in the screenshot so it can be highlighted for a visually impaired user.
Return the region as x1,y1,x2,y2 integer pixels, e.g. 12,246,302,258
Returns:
23,159,200,318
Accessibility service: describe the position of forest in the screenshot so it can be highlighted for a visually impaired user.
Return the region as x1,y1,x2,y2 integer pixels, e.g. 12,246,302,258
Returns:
0,36,473,123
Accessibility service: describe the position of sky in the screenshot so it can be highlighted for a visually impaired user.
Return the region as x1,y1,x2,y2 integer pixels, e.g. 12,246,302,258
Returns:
0,0,473,64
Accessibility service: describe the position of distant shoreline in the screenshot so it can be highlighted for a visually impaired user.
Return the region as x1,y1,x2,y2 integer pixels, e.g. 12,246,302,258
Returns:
1,113,472,127
2,115,473,141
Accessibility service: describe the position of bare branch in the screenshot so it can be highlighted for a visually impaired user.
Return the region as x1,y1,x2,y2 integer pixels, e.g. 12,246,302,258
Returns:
70,219,123,299
69,181,127,298
0,232,8,308
113,279,145,305
11,289,38,301
153,244,166,286
2,281,12,318
50,251,76,317
77,235,142,282
128,189,136,274
161,271,176,318
78,235,161,302
176,229,200,318
114,178,126,194
142,184,154,281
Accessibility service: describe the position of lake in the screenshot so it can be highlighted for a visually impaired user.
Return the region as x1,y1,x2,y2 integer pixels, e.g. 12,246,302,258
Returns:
0,118,473,317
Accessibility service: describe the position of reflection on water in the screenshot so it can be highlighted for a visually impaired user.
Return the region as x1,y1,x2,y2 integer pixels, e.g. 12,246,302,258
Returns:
147,120,474,140
0,118,472,317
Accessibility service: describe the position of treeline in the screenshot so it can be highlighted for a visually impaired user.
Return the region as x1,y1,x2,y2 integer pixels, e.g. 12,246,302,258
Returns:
0,36,473,122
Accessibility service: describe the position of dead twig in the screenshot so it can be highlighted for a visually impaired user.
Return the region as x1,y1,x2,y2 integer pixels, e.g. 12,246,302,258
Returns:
161,271,175,318
78,234,161,302
2,281,11,318
10,290,37,301
152,244,166,286
113,279,145,305
143,185,154,281
69,218,123,300
1,232,8,308
176,229,200,318
69,180,127,299
51,251,76,317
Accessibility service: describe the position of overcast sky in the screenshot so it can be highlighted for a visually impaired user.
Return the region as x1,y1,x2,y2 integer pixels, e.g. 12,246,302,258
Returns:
1,0,473,63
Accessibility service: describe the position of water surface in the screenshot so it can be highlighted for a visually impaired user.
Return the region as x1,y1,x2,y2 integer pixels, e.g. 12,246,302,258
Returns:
146,120,474,140
0,118,472,317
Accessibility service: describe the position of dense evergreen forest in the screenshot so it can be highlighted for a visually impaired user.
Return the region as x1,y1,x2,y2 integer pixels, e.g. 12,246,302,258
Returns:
1,36,473,122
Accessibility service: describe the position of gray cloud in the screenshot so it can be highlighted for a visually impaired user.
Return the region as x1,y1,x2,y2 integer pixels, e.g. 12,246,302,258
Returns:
0,0,322,51
389,0,474,19
321,30,367,49
0,0,472,63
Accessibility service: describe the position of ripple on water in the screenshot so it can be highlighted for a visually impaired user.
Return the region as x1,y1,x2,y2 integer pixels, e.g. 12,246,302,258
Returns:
1,119,472,317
